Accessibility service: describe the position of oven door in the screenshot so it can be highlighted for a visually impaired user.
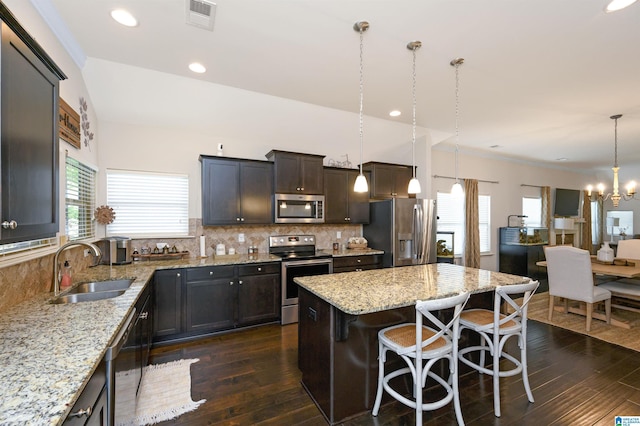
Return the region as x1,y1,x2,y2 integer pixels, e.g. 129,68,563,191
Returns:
281,258,333,324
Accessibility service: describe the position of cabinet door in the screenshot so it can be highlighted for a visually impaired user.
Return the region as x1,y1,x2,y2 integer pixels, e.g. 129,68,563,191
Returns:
324,168,349,223
392,166,413,198
273,151,300,193
346,170,370,224
239,161,273,224
238,273,280,325
299,155,324,194
153,269,183,338
185,266,236,333
1,23,59,243
201,158,240,225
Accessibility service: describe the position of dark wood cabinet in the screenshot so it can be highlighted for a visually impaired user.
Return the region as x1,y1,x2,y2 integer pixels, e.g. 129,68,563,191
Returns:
266,150,325,194
153,263,280,344
362,162,413,199
324,168,370,224
185,265,235,333
200,156,273,225
237,263,280,325
63,360,107,425
0,10,65,244
332,254,383,273
153,269,183,339
498,228,546,281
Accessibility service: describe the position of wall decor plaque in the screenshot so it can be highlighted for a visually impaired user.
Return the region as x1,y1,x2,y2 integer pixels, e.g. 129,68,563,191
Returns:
59,97,81,149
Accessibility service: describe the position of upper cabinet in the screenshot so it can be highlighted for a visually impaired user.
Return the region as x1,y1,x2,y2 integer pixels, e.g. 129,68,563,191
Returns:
362,162,413,199
200,155,273,225
0,5,66,244
324,167,369,224
266,150,325,195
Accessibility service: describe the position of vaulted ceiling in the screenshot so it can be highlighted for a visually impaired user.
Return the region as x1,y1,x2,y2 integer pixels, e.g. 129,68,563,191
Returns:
39,0,640,174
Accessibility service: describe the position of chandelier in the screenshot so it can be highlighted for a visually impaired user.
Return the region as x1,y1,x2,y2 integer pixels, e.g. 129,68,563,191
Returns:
586,114,637,207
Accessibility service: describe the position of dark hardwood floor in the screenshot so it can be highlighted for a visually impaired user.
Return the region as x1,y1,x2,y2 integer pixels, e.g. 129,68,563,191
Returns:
149,320,640,425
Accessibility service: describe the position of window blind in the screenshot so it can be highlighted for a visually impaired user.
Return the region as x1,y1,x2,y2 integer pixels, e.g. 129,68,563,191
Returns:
437,192,491,255
65,156,96,241
106,170,189,238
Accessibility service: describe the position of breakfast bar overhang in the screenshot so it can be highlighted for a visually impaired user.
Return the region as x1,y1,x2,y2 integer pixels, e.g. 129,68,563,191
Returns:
295,263,531,424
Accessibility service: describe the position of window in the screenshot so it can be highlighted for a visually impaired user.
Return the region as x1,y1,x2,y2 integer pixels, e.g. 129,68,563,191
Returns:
606,210,633,239
437,192,491,256
522,197,542,228
65,156,97,241
591,201,600,245
106,170,189,238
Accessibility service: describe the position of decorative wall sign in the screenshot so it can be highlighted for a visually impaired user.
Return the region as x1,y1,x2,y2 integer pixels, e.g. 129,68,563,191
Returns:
80,97,94,150
59,98,81,149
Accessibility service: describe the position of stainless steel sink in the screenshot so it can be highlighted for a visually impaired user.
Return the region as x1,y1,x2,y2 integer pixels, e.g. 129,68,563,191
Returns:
67,279,134,294
50,289,126,304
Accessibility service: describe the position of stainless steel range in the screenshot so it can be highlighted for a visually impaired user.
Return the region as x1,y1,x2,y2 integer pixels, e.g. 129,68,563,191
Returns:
269,235,333,324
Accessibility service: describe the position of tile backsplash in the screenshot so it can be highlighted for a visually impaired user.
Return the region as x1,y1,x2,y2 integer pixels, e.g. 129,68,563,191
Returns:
0,219,364,312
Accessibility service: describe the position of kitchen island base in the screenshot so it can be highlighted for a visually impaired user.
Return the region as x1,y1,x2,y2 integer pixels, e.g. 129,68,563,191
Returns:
298,287,491,424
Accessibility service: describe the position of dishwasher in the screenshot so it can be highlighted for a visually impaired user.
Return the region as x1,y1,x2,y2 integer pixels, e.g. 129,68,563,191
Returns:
104,309,136,426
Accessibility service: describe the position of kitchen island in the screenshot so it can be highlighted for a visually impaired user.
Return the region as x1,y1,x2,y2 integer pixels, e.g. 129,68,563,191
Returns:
295,263,531,424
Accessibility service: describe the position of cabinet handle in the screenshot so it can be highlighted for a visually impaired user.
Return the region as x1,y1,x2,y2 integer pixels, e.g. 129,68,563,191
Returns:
357,259,361,263
176,273,181,277
239,280,243,285
140,312,149,320
68,406,92,418
257,267,262,272
210,271,213,276
300,187,304,191
230,281,234,285
241,218,245,222
1,220,17,229
356,268,363,272
237,217,241,222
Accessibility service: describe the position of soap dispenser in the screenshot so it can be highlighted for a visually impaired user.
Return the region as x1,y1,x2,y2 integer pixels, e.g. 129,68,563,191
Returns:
60,261,72,290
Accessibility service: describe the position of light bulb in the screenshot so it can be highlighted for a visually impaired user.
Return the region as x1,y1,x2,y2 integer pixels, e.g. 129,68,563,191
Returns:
354,174,369,193
451,181,464,197
408,177,421,194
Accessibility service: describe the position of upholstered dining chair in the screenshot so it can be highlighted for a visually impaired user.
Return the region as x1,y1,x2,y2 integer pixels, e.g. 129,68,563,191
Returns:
457,281,539,418
372,291,470,426
543,245,612,331
616,239,640,261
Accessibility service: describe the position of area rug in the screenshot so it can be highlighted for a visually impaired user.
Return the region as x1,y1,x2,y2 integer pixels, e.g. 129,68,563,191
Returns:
525,292,640,352
116,358,205,426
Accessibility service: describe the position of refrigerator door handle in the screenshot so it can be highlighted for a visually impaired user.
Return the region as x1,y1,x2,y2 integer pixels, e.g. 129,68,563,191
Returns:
414,203,423,261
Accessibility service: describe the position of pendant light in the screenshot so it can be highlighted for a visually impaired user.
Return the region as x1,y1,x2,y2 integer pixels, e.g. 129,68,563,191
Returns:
407,41,422,194
353,21,369,193
450,58,464,197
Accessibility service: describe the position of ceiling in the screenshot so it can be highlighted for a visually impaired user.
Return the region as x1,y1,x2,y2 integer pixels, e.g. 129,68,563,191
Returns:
39,0,640,173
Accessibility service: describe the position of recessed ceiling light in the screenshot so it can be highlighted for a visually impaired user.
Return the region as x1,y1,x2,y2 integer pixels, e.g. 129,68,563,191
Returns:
389,110,401,117
110,9,138,27
489,144,501,149
604,0,638,12
556,157,568,162
189,62,207,73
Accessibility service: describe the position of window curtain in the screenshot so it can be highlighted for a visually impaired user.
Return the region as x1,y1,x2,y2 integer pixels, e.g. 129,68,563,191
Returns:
541,186,551,230
581,190,593,253
464,179,480,268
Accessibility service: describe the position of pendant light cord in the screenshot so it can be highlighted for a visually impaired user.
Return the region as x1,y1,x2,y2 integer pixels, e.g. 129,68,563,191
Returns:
614,115,618,168
358,27,365,176
411,46,417,178
454,61,461,185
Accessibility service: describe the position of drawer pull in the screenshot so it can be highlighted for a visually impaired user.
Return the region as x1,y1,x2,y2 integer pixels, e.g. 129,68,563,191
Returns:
257,267,262,272
210,271,214,276
68,406,92,418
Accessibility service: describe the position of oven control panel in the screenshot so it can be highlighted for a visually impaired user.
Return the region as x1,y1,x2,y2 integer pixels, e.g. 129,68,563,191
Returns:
269,235,315,248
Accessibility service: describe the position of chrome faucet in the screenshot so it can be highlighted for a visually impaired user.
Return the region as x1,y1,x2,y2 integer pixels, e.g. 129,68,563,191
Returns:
52,241,102,295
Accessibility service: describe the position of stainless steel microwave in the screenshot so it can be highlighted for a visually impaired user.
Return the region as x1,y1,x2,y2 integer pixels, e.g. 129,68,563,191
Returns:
274,194,324,224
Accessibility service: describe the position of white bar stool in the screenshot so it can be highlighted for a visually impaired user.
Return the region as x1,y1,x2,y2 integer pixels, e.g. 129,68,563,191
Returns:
457,281,539,417
372,292,470,425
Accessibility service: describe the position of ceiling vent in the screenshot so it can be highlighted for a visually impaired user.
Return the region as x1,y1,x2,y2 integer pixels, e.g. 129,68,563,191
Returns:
186,0,216,31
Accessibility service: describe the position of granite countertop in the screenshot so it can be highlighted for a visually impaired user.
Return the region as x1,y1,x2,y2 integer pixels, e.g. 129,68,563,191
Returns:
0,248,383,425
0,253,280,425
324,247,384,257
295,263,531,315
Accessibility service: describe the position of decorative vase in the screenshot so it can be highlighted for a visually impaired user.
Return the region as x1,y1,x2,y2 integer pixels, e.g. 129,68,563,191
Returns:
597,242,614,263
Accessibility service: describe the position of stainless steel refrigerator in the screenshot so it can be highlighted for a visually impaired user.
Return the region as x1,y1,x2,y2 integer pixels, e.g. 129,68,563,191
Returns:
363,198,437,267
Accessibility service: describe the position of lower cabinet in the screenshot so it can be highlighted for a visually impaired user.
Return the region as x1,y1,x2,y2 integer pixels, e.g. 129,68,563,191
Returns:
153,262,281,344
63,360,107,425
332,254,383,273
